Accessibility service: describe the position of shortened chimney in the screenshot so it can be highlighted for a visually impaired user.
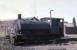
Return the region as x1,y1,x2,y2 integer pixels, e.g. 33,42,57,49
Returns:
18,14,21,19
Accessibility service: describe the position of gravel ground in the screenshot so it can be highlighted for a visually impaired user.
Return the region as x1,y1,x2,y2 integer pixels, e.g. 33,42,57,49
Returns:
0,37,77,50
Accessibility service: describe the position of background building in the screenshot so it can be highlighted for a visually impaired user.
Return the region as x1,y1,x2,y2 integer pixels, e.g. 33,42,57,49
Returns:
0,20,16,37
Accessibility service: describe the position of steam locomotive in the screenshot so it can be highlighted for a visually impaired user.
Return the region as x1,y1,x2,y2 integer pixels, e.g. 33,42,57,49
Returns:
12,14,77,45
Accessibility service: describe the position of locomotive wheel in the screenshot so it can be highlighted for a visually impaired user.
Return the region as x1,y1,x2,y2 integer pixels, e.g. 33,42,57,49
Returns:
13,38,25,46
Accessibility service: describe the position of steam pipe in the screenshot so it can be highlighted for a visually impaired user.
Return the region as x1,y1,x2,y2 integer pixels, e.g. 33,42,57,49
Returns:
50,10,54,31
73,17,76,27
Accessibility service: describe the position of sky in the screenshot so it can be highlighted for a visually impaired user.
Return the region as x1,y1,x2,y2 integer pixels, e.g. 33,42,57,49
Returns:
0,0,77,22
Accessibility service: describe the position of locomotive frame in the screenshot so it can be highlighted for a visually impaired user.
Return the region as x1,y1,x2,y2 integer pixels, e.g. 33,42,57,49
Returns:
10,14,77,46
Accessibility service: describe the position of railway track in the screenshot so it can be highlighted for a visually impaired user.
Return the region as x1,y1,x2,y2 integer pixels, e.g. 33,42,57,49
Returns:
1,37,77,50
0,37,27,50
0,37,14,50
